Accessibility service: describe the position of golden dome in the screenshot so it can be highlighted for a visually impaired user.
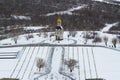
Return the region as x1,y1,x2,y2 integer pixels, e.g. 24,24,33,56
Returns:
57,17,61,24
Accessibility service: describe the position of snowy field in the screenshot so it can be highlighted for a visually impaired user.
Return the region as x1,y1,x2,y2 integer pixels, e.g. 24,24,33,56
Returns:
0,30,119,48
0,24,120,80
0,46,120,80
63,47,120,80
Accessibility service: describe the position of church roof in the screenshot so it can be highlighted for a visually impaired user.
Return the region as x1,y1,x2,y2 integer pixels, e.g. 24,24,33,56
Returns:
57,17,61,24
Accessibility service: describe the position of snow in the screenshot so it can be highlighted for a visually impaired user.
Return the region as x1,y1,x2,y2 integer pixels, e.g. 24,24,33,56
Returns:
11,15,31,20
61,47,120,80
24,25,48,30
0,47,22,53
1,46,120,80
46,5,86,16
0,33,46,45
0,25,120,80
116,0,120,1
93,0,120,6
93,0,120,2
8,47,51,80
101,22,119,32
38,47,69,80
0,47,23,78
44,38,75,45
0,30,119,49
93,47,120,80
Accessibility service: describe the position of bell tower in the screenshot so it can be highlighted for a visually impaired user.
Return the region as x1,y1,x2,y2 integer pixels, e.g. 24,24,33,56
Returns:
55,16,63,41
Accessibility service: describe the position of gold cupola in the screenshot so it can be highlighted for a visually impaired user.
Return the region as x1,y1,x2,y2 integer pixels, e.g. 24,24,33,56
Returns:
57,16,61,26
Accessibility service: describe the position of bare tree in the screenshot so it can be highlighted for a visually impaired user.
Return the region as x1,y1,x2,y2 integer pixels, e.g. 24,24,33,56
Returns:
37,33,41,37
112,38,117,48
92,36,102,43
69,31,77,37
36,58,45,72
13,36,19,44
103,36,108,46
43,32,48,38
12,27,19,44
25,34,34,40
68,34,70,41
64,59,77,72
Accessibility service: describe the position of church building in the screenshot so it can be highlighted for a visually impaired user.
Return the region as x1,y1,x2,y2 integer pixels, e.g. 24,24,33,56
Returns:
55,17,63,40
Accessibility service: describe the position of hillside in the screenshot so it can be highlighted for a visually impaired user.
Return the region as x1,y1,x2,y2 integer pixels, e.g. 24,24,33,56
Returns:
0,0,120,31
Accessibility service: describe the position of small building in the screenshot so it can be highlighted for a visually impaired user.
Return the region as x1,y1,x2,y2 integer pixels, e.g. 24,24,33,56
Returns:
55,17,63,40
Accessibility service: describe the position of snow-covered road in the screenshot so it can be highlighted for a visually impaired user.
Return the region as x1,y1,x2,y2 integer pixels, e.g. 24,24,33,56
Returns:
45,5,86,16
101,22,119,32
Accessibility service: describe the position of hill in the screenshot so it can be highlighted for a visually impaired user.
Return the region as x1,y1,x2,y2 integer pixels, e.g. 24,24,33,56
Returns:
0,0,120,31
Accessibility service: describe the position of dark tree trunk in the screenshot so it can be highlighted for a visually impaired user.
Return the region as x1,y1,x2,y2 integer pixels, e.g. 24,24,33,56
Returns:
114,44,116,48
15,40,17,44
105,42,107,46
39,68,41,72
70,69,72,72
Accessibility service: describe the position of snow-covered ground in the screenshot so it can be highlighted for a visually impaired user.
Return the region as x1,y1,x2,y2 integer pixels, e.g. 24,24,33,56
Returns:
94,0,120,2
101,22,119,32
62,47,120,80
0,30,119,47
11,15,31,20
0,25,120,80
0,47,51,80
0,46,120,80
0,47,22,59
24,25,48,30
38,47,71,80
93,0,120,6
45,5,87,16
0,22,119,47
0,33,46,45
